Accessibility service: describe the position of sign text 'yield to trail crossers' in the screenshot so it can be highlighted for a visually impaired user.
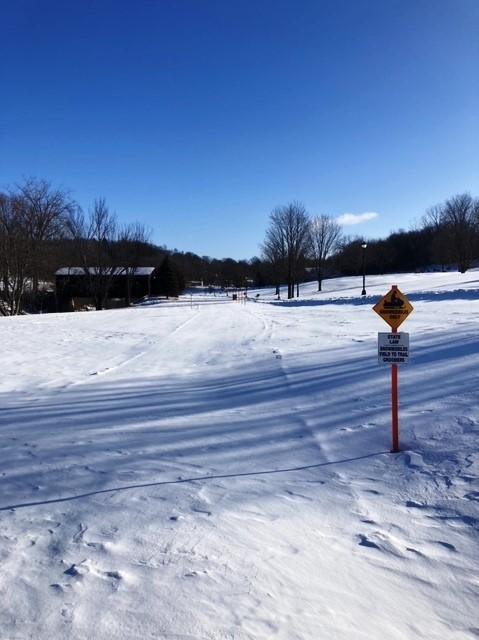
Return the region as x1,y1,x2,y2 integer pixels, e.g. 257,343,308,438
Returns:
372,285,413,331
378,332,409,365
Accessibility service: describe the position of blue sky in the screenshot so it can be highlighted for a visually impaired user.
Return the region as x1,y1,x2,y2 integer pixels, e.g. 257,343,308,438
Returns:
1,0,477,259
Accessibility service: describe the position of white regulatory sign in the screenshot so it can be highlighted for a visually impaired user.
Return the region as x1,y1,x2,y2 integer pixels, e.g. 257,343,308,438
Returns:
378,332,409,365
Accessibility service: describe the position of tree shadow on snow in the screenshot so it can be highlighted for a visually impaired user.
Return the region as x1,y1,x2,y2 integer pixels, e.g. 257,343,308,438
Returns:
0,328,477,512
271,288,479,308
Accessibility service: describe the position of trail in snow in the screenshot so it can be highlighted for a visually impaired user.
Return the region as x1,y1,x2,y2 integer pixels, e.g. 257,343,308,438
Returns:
86,306,203,380
0,272,478,639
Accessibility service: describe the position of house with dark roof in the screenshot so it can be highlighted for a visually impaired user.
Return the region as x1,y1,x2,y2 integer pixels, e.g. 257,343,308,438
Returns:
55,266,160,311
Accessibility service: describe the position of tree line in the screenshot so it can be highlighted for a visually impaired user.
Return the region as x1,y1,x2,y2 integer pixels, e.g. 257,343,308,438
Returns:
261,193,479,299
0,179,176,314
0,177,261,314
1,177,478,314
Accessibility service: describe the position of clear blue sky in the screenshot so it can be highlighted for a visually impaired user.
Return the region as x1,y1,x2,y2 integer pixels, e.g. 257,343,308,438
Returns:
1,0,477,259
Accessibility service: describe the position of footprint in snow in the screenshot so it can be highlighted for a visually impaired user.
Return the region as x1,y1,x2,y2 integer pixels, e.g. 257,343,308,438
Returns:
63,561,89,578
72,523,88,543
184,570,208,578
357,534,380,550
105,570,122,580
49,583,72,593
103,570,122,590
405,547,425,557
72,524,106,551
191,504,212,516
117,470,138,480
457,416,477,428
357,533,404,558
284,489,313,502
405,500,428,509
61,605,74,623
86,541,106,552
340,422,376,432
433,541,457,552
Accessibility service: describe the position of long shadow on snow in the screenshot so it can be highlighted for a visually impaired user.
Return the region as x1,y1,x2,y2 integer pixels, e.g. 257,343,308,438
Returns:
0,331,477,510
3,332,477,428
271,288,479,307
0,451,387,512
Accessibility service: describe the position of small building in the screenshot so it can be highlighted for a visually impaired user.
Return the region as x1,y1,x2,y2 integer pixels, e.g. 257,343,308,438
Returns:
55,267,159,311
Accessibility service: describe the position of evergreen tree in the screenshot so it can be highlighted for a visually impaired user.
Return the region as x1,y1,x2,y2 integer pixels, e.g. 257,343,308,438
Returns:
156,256,183,298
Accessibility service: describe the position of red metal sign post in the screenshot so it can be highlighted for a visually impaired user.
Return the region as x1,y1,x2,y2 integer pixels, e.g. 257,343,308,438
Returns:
373,285,413,453
391,358,399,453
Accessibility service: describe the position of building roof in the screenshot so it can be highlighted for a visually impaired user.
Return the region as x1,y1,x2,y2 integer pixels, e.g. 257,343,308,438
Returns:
55,267,156,276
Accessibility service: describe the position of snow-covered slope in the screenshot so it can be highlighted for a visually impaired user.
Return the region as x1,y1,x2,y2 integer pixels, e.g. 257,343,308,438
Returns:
1,271,478,639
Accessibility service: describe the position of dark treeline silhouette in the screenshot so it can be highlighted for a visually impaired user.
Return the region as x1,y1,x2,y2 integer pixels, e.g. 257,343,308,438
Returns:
262,194,479,298
332,193,479,277
0,177,265,314
332,228,437,276
1,178,477,314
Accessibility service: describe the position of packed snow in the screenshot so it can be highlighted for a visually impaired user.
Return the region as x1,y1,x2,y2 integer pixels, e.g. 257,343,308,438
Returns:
1,271,478,639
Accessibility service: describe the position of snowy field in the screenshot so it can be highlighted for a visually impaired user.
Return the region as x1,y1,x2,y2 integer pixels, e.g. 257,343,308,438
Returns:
1,271,478,640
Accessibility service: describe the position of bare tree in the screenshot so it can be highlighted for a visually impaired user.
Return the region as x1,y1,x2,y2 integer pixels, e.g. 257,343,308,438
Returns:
442,194,478,273
263,202,310,298
308,214,342,291
66,198,120,310
117,222,152,304
14,178,77,299
262,216,288,290
423,194,479,272
422,204,442,229
422,203,453,270
0,194,32,315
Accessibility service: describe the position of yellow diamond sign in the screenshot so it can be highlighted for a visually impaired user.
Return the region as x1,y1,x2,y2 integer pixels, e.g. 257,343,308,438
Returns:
373,285,413,331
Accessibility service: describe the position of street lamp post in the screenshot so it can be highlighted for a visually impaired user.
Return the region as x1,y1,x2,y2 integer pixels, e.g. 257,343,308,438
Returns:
361,242,367,296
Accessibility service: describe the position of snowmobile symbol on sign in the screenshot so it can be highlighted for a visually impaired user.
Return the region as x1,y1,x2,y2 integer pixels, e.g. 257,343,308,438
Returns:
372,285,413,331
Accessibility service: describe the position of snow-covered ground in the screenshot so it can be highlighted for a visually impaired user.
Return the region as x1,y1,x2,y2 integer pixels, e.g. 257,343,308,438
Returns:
1,271,478,639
